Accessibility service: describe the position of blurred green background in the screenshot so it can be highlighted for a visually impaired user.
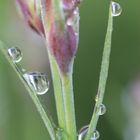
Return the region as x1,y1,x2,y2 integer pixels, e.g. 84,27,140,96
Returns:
1,0,140,140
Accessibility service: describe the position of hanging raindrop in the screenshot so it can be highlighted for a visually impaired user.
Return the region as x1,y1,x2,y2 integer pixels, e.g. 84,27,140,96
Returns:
8,47,22,63
78,125,88,140
78,125,100,140
23,71,49,95
111,1,122,17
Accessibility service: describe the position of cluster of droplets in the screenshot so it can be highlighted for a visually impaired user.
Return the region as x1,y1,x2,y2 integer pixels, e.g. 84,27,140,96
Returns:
7,47,49,95
78,125,100,140
66,7,79,26
78,96,106,140
111,1,122,17
64,0,80,43
77,2,122,140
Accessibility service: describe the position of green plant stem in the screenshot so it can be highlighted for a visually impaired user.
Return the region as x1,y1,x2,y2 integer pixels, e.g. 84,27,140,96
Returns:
85,3,113,140
0,41,56,140
40,1,67,139
46,49,77,140
41,0,77,139
48,52,67,140
60,62,77,140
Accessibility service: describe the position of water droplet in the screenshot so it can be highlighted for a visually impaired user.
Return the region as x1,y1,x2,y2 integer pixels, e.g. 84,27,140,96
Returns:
67,18,73,26
21,68,26,73
73,7,78,15
95,94,99,102
56,128,64,140
23,72,49,95
111,1,122,17
78,125,88,140
78,126,100,140
98,104,106,115
91,130,100,140
8,47,22,63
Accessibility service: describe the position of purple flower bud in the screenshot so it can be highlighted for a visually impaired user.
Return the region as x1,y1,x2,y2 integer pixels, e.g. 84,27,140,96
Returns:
43,0,80,73
48,22,77,73
63,0,80,11
16,0,81,73
16,0,45,35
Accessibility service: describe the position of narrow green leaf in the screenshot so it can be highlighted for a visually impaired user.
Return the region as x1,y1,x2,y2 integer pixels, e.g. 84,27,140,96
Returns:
0,41,56,140
84,2,113,140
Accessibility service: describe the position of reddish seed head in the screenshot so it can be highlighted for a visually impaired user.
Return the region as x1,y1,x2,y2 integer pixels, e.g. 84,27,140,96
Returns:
45,0,80,73
48,23,77,73
16,0,45,35
16,0,81,73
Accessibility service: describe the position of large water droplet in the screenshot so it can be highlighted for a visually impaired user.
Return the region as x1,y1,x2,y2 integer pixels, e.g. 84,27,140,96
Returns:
23,72,49,95
8,47,22,63
78,125,88,140
78,126,100,140
111,1,122,17
98,104,106,115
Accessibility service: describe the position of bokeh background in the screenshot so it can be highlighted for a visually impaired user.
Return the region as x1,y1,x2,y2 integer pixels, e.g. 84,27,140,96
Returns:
0,0,140,140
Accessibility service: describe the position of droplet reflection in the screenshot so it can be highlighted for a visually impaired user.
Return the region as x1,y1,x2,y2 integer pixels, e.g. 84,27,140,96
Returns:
78,125,100,140
98,104,106,116
8,47,22,63
111,1,122,17
23,72,49,95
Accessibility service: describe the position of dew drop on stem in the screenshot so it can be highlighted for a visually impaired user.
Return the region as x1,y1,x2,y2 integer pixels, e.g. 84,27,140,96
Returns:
95,94,99,102
23,72,49,95
56,128,64,140
67,17,73,26
78,125,100,140
111,1,122,17
91,130,100,140
8,47,22,63
78,125,88,140
98,104,106,116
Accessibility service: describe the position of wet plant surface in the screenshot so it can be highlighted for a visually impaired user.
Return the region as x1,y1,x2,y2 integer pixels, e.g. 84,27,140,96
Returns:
0,0,140,140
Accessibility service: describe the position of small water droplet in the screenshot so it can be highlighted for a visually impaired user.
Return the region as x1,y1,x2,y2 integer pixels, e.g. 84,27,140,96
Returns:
78,126,100,140
95,94,99,102
91,130,100,140
8,47,22,63
56,128,64,140
98,104,106,115
73,7,78,15
111,1,122,17
21,68,26,73
75,32,78,36
67,18,73,26
23,72,49,95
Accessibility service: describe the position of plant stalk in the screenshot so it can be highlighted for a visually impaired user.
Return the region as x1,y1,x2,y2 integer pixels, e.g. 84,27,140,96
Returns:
85,3,113,140
60,61,77,140
47,52,67,140
40,0,77,139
